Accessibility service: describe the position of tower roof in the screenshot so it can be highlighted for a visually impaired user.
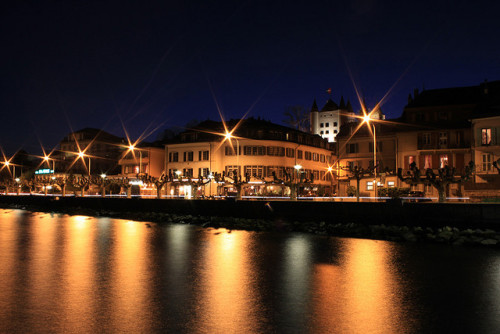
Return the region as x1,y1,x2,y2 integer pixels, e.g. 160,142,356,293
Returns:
310,99,319,112
321,98,339,111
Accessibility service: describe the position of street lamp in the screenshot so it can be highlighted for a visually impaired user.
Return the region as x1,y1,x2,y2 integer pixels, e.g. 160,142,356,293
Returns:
43,155,55,173
3,161,15,180
78,151,91,176
363,114,377,200
225,131,240,177
128,144,145,175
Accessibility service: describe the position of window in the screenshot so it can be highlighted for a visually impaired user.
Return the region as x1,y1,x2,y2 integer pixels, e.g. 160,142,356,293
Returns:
482,154,492,172
334,122,337,127
347,143,359,154
325,123,329,127
439,154,448,168
267,146,284,156
184,151,194,161
439,132,448,147
285,148,295,158
244,146,265,156
366,181,374,191
225,146,236,156
198,168,210,177
334,130,338,133
320,123,324,127
422,133,431,145
312,153,319,161
305,151,312,160
424,155,432,169
325,130,329,134
169,152,179,162
225,165,240,176
408,156,415,165
199,150,209,161
320,131,324,134
320,154,325,163
183,168,193,177
244,165,265,178
297,150,303,159
387,181,395,188
482,128,492,145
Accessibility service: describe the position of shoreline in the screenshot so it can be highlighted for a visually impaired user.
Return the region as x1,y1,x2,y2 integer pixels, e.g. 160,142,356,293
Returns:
2,198,500,248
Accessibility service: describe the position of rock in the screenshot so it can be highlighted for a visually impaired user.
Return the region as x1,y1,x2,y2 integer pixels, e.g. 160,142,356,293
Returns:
481,239,498,245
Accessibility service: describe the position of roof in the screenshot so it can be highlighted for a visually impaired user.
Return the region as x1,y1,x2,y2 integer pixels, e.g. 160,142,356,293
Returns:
167,117,334,150
406,80,500,111
321,98,339,111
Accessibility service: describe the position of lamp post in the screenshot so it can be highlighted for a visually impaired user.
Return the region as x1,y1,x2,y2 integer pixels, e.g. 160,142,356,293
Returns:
78,152,91,177
363,114,377,201
224,132,240,178
373,123,377,201
43,155,55,174
293,164,302,200
128,144,143,175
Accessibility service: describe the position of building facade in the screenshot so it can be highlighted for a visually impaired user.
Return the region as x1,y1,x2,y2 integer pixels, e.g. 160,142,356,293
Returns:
164,118,336,198
57,128,125,175
310,97,355,143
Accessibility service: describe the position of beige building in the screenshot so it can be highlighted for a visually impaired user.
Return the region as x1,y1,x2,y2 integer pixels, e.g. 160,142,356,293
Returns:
164,118,335,198
336,82,499,200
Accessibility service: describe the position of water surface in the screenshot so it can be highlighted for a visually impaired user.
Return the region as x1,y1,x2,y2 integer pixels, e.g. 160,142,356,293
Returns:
1,209,500,333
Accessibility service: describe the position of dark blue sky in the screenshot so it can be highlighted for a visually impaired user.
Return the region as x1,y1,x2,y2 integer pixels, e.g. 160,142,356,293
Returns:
1,0,499,155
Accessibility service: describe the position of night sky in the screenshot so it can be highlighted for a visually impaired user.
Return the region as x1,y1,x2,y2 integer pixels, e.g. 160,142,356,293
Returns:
2,0,499,155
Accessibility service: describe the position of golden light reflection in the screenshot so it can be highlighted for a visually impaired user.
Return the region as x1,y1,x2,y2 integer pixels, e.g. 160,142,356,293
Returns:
310,239,409,333
26,212,58,327
0,210,21,328
193,230,261,333
59,215,98,332
109,220,153,333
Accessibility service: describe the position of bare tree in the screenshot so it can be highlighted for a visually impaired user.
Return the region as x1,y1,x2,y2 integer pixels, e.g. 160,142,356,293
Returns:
398,161,474,202
341,165,376,202
283,105,310,132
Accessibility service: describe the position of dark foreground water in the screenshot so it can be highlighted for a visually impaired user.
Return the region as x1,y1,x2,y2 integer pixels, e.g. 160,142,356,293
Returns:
1,209,500,333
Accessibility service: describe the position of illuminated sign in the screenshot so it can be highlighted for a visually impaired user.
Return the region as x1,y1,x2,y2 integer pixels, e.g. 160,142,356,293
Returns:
35,169,54,175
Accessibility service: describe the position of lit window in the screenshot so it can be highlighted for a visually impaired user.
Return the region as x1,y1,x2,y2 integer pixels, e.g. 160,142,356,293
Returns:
366,181,374,191
439,155,448,168
482,128,492,145
424,155,432,169
387,181,395,187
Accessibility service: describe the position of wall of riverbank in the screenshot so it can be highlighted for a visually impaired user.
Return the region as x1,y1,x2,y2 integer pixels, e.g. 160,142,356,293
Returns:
0,195,499,230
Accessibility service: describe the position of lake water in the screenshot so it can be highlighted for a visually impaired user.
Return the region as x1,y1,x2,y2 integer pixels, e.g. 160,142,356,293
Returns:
1,209,500,333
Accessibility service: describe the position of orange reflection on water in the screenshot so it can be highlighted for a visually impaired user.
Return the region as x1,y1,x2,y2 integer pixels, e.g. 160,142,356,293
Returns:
59,215,98,332
0,210,21,327
109,220,153,333
194,230,261,333
28,213,58,318
311,239,409,334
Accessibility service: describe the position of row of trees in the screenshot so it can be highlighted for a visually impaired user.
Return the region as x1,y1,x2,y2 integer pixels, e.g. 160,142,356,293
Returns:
0,160,476,202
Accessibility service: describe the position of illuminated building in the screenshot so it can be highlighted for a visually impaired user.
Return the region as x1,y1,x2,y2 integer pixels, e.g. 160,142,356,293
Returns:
310,96,355,142
57,128,125,175
164,118,336,197
336,81,500,200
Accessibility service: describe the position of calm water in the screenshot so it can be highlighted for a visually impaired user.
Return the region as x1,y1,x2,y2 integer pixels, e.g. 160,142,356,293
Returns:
1,209,500,333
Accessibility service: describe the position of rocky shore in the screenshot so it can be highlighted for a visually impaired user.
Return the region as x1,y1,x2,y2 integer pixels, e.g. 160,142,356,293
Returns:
3,202,500,248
